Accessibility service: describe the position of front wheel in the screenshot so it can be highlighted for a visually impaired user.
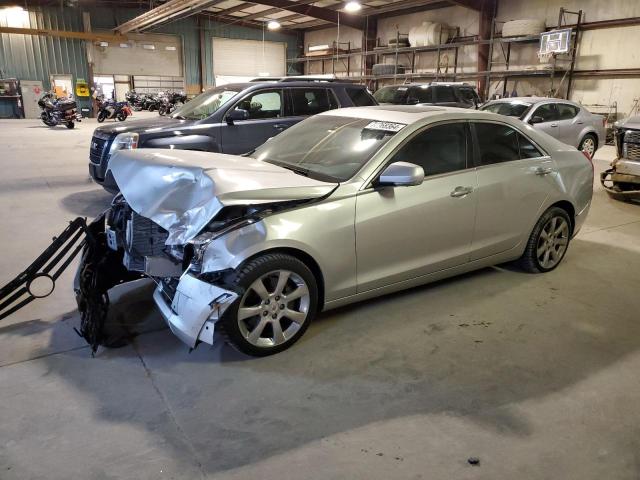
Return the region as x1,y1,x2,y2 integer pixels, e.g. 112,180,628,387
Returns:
217,253,318,356
158,105,167,116
97,110,108,123
519,207,572,273
579,134,597,158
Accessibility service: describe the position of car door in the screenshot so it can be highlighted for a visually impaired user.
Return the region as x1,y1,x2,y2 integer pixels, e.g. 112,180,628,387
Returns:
528,102,560,140
470,121,558,260
355,121,478,292
221,89,292,155
555,103,582,147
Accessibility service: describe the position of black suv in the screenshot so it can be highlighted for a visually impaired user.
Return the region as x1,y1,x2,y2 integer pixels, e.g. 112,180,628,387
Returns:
89,78,377,193
373,82,481,109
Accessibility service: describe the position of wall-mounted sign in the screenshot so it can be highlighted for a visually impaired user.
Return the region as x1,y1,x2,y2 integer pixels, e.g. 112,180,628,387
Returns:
75,78,90,97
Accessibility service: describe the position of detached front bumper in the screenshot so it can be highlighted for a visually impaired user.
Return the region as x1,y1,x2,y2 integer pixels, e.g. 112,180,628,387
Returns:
154,274,238,348
601,158,640,201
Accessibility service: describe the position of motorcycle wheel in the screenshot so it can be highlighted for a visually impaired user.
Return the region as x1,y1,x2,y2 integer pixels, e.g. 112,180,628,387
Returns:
66,121,75,129
148,105,156,112
97,111,108,123
158,105,167,116
116,112,127,121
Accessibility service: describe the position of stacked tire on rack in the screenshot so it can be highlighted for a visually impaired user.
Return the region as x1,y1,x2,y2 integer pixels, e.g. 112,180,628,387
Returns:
501,19,546,37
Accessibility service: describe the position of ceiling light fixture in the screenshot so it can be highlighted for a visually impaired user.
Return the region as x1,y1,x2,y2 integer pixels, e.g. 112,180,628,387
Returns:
344,1,362,12
267,20,281,30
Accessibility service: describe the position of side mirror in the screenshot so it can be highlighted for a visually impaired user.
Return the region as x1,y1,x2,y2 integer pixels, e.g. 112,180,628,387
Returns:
529,115,544,125
226,108,249,125
376,162,424,187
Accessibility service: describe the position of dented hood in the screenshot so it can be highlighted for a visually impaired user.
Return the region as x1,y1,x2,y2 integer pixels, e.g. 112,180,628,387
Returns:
108,149,337,245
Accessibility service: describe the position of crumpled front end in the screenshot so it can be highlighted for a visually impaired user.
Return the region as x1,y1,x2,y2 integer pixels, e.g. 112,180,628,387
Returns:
601,128,640,201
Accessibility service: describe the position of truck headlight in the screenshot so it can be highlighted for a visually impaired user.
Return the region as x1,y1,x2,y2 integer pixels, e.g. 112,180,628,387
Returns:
109,132,139,155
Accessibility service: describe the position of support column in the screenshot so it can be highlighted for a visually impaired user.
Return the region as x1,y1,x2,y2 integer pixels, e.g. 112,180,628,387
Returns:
477,0,496,99
362,15,377,88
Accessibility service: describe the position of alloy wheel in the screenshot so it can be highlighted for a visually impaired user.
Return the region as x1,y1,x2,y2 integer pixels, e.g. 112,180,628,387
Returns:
536,216,569,269
581,137,595,157
237,269,310,348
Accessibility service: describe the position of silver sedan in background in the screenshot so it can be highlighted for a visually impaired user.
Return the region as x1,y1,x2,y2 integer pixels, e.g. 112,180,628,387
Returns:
78,106,594,356
480,97,605,157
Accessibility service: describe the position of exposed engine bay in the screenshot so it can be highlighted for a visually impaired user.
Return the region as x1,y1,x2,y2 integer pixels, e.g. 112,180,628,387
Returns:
601,124,640,201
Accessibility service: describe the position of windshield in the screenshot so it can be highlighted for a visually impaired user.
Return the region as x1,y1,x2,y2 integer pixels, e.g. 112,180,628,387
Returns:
373,86,409,104
249,115,402,182
481,101,532,118
171,88,238,120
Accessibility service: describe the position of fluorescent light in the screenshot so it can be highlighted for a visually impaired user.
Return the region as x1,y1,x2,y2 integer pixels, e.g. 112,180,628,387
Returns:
3,6,29,28
142,44,155,50
344,1,361,12
267,20,281,30
165,45,177,51
98,41,109,47
308,44,330,52
119,43,129,48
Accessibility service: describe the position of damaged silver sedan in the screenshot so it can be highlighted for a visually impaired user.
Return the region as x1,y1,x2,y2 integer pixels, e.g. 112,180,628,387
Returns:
74,106,593,356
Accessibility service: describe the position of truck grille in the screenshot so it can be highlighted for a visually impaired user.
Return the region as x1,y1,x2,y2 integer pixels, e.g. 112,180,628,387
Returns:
89,131,112,164
623,129,640,161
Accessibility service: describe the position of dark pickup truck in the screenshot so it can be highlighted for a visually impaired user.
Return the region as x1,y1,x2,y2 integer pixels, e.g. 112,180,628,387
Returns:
89,78,377,193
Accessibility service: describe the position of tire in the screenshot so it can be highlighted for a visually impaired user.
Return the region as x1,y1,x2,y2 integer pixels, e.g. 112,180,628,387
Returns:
97,111,107,123
519,206,572,273
66,121,75,129
116,111,127,121
578,134,597,158
502,19,545,37
217,253,318,356
148,105,156,112
158,105,167,116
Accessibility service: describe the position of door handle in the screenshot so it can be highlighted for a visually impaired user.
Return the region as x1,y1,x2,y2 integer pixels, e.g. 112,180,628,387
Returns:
273,124,289,131
550,123,558,127
576,121,584,125
450,186,473,198
535,166,554,176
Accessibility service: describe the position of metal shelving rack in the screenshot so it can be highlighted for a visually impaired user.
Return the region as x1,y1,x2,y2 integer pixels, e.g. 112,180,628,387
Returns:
288,7,584,100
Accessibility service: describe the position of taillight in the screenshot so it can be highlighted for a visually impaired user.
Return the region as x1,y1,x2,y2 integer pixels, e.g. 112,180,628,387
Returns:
582,150,594,172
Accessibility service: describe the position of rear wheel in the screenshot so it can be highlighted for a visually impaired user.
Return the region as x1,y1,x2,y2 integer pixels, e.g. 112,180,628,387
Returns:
97,111,108,123
579,134,597,158
116,111,127,121
519,207,572,273
65,121,75,129
217,253,318,356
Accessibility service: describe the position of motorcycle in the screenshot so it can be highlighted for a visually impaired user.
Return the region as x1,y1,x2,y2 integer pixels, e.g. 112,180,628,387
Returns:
158,91,187,116
125,91,146,111
96,95,132,122
144,93,162,112
38,92,82,129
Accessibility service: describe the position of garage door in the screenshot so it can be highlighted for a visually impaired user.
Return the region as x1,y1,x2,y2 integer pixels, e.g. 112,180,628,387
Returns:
90,32,182,77
212,37,285,84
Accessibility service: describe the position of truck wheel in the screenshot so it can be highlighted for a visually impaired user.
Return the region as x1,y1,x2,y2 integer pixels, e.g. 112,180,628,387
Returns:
217,253,318,356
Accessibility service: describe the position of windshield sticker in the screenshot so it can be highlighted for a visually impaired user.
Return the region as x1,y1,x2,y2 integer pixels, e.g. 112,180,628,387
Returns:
365,121,406,133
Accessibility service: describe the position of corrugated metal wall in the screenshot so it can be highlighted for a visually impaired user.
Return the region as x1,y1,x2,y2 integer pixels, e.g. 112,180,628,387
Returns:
0,7,90,117
0,5,299,117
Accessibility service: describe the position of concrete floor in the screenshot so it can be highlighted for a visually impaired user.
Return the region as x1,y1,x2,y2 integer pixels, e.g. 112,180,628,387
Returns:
1,114,639,480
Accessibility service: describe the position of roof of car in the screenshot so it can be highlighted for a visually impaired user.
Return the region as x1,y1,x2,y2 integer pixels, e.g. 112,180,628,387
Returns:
208,81,362,91
320,105,491,124
486,96,580,106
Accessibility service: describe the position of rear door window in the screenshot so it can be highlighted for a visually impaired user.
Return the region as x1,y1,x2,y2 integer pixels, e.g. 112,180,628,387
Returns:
517,133,544,159
289,88,336,116
457,87,478,106
557,103,580,120
409,86,433,103
434,86,457,103
474,122,520,165
345,87,376,106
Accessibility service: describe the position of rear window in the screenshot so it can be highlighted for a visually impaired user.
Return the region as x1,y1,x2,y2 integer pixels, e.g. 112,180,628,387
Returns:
481,102,532,118
373,86,409,104
289,88,337,116
346,87,377,106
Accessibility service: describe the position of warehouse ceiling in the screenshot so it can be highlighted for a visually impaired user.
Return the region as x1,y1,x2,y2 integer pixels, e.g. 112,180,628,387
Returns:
114,0,483,32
